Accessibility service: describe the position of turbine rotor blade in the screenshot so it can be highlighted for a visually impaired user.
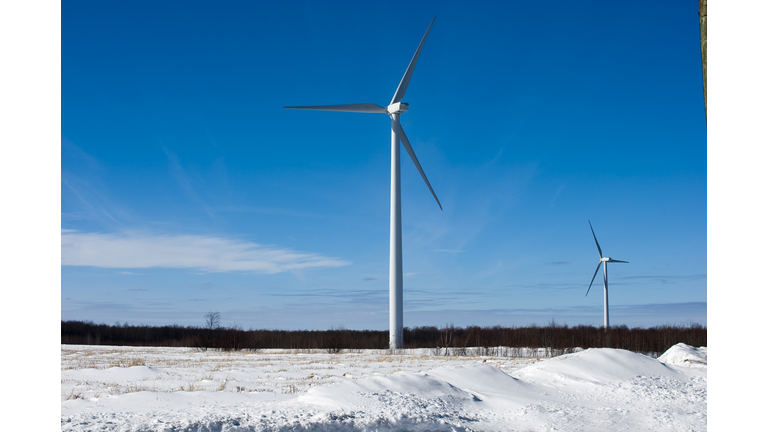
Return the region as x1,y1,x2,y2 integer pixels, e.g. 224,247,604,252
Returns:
283,103,388,113
588,220,603,258
390,16,436,105
391,117,442,210
611,260,629,263
586,261,602,296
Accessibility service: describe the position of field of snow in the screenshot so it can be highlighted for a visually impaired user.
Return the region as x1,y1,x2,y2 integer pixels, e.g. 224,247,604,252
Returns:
61,343,706,431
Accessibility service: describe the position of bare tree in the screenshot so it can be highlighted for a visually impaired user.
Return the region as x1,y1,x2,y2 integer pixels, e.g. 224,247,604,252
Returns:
196,311,221,351
204,311,221,331
438,324,454,356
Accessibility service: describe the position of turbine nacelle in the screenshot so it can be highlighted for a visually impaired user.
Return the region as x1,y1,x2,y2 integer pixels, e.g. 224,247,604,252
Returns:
602,257,628,263
387,102,409,114
608,257,628,263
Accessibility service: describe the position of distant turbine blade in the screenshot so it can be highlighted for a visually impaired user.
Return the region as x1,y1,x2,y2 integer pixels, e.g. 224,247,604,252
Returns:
390,16,436,105
586,261,602,296
611,260,629,263
283,103,388,113
588,220,603,258
391,117,442,210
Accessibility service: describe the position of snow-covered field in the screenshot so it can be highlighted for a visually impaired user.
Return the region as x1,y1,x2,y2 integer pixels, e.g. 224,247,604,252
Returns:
61,343,706,431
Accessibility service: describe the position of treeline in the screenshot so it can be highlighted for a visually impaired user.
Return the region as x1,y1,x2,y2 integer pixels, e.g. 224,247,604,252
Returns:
61,320,706,357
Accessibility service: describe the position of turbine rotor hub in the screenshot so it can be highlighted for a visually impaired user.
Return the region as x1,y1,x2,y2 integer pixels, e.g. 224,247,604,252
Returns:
602,257,611,262
387,102,409,114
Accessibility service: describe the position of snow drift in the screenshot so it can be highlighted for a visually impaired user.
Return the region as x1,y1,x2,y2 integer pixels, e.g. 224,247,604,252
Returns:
61,344,707,431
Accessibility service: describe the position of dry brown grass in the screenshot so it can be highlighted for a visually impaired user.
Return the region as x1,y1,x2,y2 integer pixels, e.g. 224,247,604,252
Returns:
61,345,538,401
64,388,84,400
106,383,157,395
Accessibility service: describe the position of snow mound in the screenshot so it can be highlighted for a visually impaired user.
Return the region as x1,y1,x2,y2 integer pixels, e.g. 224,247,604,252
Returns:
658,343,707,367
300,370,474,409
426,364,539,410
298,364,547,429
426,363,528,395
513,348,679,384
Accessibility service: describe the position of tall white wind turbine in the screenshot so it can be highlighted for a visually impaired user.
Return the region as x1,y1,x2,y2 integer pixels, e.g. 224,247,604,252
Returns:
284,17,441,349
585,221,628,329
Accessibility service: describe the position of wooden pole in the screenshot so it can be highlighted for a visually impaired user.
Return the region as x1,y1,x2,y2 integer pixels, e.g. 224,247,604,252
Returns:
699,0,707,119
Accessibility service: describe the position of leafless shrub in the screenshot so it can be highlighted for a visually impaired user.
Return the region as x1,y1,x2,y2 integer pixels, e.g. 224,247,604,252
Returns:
438,324,455,356
324,326,349,354
64,388,84,400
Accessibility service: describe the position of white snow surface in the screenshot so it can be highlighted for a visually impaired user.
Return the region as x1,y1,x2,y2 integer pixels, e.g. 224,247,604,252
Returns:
61,343,706,431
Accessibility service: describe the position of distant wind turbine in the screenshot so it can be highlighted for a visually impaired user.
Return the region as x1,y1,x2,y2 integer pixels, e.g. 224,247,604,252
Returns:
585,221,628,329
284,17,441,349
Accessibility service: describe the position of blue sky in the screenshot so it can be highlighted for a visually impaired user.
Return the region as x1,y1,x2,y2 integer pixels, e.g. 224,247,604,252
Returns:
60,0,707,330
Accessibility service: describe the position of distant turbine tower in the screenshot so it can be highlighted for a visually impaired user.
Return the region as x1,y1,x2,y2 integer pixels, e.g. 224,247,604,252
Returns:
585,221,628,329
285,17,441,349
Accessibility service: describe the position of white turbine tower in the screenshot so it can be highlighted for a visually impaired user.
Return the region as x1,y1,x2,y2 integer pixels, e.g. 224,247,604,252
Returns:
284,17,441,349
585,221,628,330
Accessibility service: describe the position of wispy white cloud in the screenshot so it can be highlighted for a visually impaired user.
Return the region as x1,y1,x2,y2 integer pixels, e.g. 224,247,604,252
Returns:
216,205,323,219
617,274,707,284
549,184,565,207
61,138,130,228
162,147,215,219
484,146,505,166
61,231,350,273
61,176,123,226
